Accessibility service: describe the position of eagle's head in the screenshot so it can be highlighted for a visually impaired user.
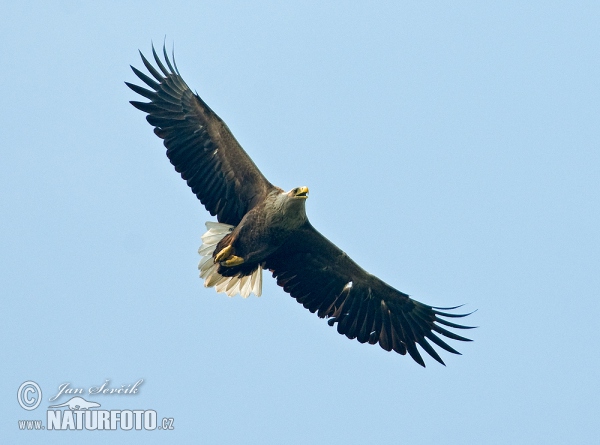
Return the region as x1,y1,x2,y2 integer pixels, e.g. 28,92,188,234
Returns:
269,186,309,228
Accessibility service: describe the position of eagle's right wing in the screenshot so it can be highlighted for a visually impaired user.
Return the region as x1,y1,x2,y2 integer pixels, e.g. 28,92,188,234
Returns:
265,222,474,367
126,45,276,226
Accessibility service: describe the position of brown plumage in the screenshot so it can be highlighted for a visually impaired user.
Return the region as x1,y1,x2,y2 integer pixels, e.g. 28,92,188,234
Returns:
126,44,474,367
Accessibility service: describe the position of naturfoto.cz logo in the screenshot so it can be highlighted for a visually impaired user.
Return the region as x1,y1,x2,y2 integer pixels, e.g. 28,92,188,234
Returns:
17,379,175,432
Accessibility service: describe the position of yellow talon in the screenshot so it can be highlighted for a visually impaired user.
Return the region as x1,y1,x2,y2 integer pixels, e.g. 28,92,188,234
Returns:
221,255,244,267
214,245,233,262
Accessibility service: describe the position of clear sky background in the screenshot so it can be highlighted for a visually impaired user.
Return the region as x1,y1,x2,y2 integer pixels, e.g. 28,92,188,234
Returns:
1,1,599,444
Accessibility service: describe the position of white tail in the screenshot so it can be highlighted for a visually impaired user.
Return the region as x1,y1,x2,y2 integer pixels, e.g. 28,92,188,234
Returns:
198,222,262,298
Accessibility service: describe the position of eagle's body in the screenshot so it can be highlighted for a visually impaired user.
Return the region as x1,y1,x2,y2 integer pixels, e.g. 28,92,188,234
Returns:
127,45,474,367
218,186,309,267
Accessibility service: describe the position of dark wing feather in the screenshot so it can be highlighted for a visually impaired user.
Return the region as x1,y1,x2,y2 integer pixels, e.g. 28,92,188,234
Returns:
264,223,474,367
126,44,275,225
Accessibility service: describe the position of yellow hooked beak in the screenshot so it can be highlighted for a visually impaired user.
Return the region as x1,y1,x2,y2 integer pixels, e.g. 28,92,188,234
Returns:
291,186,309,199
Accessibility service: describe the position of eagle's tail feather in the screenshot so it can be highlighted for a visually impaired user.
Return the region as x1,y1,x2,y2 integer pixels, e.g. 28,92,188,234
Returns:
198,222,262,298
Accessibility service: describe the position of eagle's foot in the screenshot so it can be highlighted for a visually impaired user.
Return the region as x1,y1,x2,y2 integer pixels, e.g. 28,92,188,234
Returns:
214,245,244,267
220,255,244,267
214,245,233,263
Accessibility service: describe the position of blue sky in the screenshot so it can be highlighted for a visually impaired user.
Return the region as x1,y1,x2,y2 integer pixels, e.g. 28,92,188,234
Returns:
1,1,599,444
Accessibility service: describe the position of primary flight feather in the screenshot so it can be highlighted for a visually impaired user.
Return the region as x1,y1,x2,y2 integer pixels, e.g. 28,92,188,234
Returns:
126,44,474,367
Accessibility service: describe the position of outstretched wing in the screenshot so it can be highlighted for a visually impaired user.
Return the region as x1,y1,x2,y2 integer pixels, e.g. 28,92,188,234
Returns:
126,45,276,226
264,223,474,367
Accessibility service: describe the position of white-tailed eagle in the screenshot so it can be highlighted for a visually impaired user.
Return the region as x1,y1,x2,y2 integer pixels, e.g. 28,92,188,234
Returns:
126,45,474,367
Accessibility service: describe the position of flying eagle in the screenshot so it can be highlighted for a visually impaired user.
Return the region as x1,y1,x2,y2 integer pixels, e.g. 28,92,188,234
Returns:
126,45,474,366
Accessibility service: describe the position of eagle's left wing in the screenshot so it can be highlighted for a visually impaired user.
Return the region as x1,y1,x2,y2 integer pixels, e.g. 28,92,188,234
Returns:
264,222,474,366
126,45,277,226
